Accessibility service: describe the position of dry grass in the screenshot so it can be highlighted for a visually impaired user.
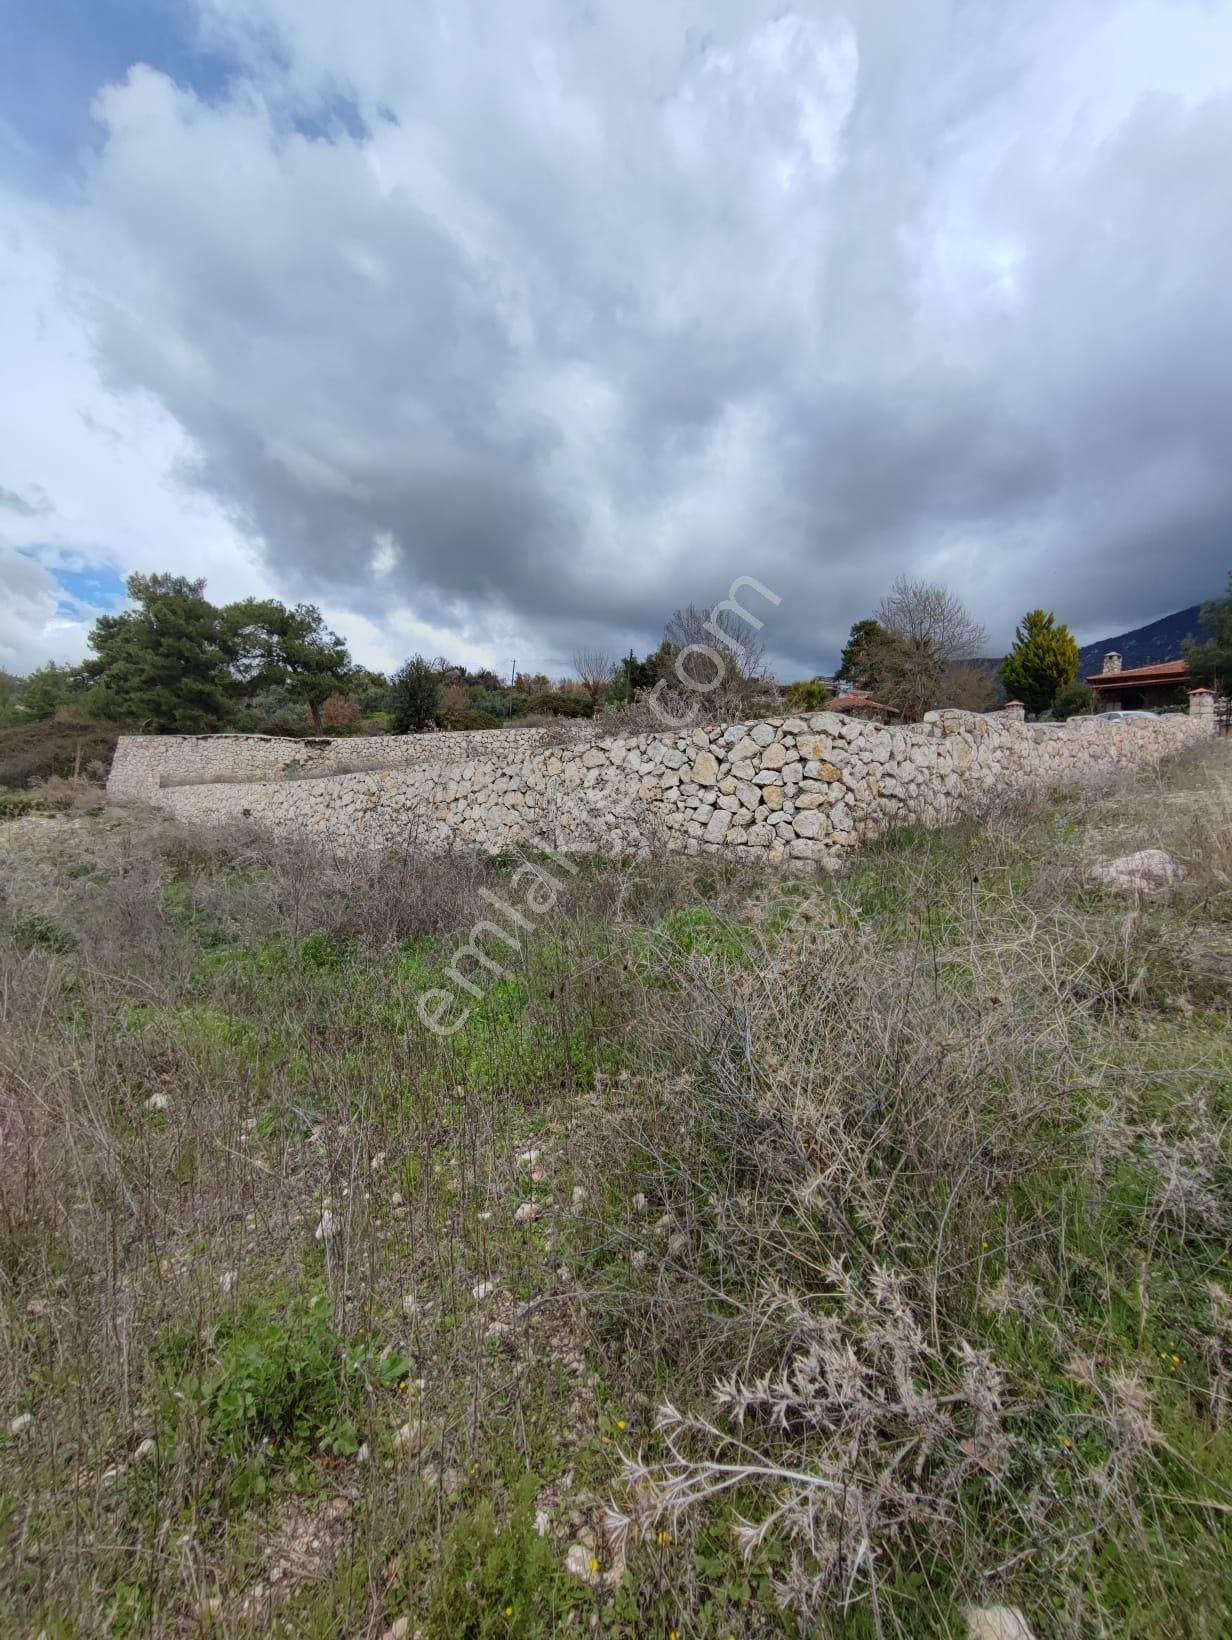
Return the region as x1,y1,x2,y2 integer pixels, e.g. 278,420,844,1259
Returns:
0,716,118,790
0,745,1229,1635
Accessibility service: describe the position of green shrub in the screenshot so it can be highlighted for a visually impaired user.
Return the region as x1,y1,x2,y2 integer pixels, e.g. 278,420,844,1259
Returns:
427,1474,564,1635
194,1298,353,1447
11,913,76,954
299,929,348,971
522,691,592,719
644,904,756,965
1050,679,1096,720
0,790,55,820
162,1295,405,1505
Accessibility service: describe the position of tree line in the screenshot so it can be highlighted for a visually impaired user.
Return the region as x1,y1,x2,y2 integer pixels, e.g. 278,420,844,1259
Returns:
3,569,1229,739
1,575,374,736
0,577,786,738
836,572,1231,721
830,580,1095,720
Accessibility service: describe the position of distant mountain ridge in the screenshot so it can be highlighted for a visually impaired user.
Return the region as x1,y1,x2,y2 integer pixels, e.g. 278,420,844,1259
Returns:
1077,604,1209,677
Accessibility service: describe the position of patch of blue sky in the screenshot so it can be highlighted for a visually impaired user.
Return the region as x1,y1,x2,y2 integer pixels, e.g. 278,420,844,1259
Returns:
292,91,369,144
0,0,237,186
45,557,127,618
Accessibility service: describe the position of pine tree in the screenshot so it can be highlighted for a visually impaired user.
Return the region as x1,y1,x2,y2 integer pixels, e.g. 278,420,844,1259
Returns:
84,574,234,732
999,609,1081,717
17,661,81,721
225,600,354,735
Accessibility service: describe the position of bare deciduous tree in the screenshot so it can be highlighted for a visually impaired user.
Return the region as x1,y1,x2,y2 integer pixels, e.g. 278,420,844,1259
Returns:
614,601,777,729
663,601,771,688
438,683,468,727
869,578,988,721
573,648,614,712
941,660,998,713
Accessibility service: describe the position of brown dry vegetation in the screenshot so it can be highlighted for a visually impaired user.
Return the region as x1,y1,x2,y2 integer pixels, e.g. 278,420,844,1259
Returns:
0,744,1230,1636
0,716,119,791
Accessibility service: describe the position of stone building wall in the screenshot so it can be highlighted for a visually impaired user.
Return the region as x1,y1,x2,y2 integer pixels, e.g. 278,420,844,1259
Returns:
109,701,1213,866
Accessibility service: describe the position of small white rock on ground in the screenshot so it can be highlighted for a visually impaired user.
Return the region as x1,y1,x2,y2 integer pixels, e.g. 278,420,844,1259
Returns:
964,1606,1036,1640
1087,848,1184,895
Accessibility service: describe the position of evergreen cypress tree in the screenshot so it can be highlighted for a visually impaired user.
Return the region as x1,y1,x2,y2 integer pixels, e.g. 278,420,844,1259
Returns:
999,609,1081,717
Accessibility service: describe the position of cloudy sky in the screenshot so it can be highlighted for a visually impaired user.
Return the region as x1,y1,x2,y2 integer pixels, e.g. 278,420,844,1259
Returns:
2,0,1230,680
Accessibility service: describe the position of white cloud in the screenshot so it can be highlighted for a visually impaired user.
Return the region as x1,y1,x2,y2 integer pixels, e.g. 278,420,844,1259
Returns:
0,548,77,669
3,0,1231,681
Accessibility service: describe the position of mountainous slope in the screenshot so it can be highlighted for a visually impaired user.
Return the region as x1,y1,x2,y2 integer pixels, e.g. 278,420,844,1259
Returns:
1078,604,1209,676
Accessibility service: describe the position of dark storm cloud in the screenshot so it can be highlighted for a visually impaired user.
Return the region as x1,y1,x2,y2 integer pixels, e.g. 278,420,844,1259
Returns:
45,1,1232,674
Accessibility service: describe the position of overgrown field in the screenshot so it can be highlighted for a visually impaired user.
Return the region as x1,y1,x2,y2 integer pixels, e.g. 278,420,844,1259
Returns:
0,717,118,798
1,745,1230,1637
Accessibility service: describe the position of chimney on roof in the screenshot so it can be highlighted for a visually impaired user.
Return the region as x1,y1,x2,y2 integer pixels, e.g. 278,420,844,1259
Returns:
1101,651,1122,675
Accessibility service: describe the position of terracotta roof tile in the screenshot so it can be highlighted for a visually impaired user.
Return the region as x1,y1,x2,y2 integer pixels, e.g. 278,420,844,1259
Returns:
1087,659,1189,685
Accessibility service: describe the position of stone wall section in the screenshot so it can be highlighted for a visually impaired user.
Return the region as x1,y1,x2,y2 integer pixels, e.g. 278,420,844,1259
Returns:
110,705,1211,865
106,723,596,802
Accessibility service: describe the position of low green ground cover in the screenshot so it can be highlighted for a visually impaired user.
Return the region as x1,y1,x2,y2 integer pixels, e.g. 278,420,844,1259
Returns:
1,747,1230,1635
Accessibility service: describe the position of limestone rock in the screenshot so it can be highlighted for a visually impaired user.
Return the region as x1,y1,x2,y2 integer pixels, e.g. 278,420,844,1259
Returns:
704,808,733,844
963,1607,1036,1640
1087,848,1184,895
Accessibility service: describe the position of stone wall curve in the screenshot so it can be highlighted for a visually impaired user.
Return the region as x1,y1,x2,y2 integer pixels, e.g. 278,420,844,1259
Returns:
107,707,1211,865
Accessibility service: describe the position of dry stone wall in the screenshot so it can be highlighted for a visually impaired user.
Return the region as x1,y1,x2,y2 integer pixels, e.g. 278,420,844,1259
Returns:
106,723,596,802
109,703,1213,865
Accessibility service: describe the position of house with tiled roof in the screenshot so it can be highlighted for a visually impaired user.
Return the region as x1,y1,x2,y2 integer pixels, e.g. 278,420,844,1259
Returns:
1086,652,1189,712
827,690,901,722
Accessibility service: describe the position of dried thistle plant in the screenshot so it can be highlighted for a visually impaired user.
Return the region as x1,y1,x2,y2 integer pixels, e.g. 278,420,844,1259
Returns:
608,1260,1020,1621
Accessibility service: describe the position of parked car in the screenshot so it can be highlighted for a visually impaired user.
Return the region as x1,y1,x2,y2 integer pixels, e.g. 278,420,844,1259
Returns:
1098,709,1159,721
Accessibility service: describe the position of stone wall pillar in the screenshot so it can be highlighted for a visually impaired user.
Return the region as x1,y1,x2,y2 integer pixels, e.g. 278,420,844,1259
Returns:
1188,689,1216,733
1002,701,1025,723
